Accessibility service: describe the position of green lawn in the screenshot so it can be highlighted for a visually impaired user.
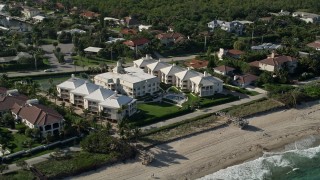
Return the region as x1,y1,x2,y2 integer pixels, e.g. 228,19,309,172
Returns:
72,55,119,67
34,75,76,91
40,38,58,45
129,102,191,126
222,98,284,118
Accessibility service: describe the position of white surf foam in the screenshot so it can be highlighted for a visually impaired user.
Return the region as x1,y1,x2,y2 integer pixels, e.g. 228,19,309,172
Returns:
198,145,320,180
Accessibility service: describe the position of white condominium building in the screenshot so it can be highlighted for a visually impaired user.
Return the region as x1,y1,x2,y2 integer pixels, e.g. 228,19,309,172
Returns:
57,78,137,121
94,61,160,98
56,75,86,101
133,54,157,70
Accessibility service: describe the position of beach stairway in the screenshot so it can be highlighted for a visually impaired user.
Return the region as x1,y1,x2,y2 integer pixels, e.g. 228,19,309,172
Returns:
216,111,249,129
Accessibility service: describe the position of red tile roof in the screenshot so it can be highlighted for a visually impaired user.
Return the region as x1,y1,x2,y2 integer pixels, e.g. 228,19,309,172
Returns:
0,94,28,112
123,38,150,47
56,3,64,9
156,32,185,40
307,41,320,49
213,65,235,72
185,59,209,69
249,61,260,68
235,74,258,84
260,55,297,66
227,49,245,56
12,104,63,126
80,11,100,18
0,87,7,94
120,28,138,35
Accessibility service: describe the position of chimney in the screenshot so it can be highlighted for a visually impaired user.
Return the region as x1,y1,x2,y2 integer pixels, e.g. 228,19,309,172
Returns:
158,59,161,62
172,63,176,66
271,51,275,58
146,54,150,59
71,74,75,78
233,75,238,81
204,71,208,77
187,67,191,70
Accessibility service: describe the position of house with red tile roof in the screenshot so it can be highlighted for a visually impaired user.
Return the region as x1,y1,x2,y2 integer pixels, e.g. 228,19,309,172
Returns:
120,28,138,36
185,59,209,69
156,32,185,45
233,74,258,87
213,65,235,75
12,103,64,136
250,52,298,73
0,89,28,114
123,38,150,50
217,48,245,60
307,41,320,51
80,10,100,19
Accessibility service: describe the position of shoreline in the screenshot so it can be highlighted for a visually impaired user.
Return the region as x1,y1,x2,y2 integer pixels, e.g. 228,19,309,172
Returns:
69,102,320,180
193,131,320,180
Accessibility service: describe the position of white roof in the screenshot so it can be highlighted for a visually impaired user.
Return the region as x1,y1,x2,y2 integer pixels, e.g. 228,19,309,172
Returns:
84,88,115,102
84,47,103,53
95,67,157,84
106,37,125,44
175,69,200,81
160,64,185,76
70,82,100,96
146,61,170,72
57,78,86,90
104,17,120,21
32,15,45,21
0,5,4,12
57,29,86,35
99,95,134,109
190,75,223,86
133,55,157,68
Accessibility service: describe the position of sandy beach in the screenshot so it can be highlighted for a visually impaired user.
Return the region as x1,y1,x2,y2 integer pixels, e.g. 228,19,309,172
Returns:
68,101,320,180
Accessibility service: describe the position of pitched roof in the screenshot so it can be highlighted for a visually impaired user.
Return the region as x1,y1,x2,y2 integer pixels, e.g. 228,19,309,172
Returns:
0,87,7,94
235,74,258,84
190,75,223,86
123,38,150,47
146,61,170,72
175,69,201,81
160,64,185,76
99,95,134,108
259,55,297,66
84,88,115,102
120,28,137,35
249,61,260,68
307,41,320,49
213,65,235,72
185,59,209,69
227,49,245,56
57,77,86,90
156,32,184,40
133,55,157,68
70,82,100,96
80,11,100,18
0,94,28,112
12,104,63,126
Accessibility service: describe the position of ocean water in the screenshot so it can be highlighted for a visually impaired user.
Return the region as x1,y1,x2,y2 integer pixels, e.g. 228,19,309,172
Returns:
199,136,320,180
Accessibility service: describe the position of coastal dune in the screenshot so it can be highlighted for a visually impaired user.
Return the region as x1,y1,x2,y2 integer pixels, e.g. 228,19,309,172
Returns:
69,102,320,180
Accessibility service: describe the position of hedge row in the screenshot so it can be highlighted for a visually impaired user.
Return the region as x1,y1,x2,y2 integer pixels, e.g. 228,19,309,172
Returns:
200,95,239,108
141,113,213,137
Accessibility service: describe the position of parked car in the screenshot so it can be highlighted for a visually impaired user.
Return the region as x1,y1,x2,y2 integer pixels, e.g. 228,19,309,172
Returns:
44,69,55,72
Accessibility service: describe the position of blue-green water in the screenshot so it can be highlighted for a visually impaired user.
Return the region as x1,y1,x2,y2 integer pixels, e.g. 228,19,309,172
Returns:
199,136,320,180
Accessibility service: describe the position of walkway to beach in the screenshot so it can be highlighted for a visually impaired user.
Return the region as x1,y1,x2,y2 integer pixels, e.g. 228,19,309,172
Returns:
142,93,267,130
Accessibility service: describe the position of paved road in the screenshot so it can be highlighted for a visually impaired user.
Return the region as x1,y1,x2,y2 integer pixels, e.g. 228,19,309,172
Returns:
5,43,83,78
3,146,81,174
142,93,267,131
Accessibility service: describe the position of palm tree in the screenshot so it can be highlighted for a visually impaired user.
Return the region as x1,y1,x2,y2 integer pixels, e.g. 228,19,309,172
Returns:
73,119,89,136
